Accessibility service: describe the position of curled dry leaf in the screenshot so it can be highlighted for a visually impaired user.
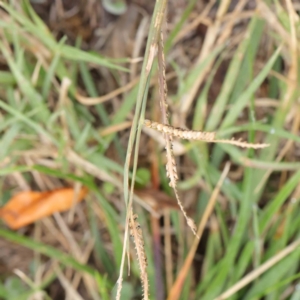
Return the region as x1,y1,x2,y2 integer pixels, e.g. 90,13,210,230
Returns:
0,187,88,229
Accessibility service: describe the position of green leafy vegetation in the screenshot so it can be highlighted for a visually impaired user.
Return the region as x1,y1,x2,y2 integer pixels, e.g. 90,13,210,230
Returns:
0,0,300,299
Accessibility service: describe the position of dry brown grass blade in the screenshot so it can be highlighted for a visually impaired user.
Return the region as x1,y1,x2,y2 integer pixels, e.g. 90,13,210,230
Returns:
164,210,173,292
129,210,149,300
173,0,215,44
75,72,177,106
67,150,118,186
167,162,230,300
179,0,231,118
217,0,248,46
54,264,84,300
75,77,140,105
257,0,292,49
99,121,132,136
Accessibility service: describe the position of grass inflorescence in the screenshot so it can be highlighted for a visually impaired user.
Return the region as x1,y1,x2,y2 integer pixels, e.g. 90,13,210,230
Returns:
0,1,300,300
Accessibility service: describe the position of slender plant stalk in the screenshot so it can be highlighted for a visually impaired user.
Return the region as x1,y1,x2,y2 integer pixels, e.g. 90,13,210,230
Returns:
116,0,168,298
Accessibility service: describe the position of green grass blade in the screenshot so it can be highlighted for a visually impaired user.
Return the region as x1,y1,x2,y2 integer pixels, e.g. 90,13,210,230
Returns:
0,229,96,275
259,170,300,233
0,99,56,145
220,47,281,129
206,17,261,131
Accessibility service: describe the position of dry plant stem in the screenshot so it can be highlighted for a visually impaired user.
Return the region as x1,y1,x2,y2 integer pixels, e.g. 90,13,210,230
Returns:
34,265,45,297
216,0,247,46
148,71,166,300
257,1,293,49
75,72,176,106
54,264,84,300
130,16,149,80
54,213,82,256
99,121,132,136
14,269,40,292
58,77,71,144
180,0,231,117
42,218,70,250
221,10,255,23
164,210,173,292
67,150,117,186
24,156,47,191
215,238,300,300
22,265,49,299
151,215,165,300
167,162,230,300
157,31,168,124
31,58,42,85
68,178,82,225
150,101,161,190
33,224,42,297
254,98,279,108
129,211,149,300
157,30,197,235
280,0,298,111
150,94,164,299
75,77,140,105
22,148,158,215
54,213,99,300
11,172,30,190
174,0,215,44
71,240,96,298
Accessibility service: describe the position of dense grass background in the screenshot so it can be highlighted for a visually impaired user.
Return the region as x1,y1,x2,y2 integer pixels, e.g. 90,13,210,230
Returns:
0,0,300,299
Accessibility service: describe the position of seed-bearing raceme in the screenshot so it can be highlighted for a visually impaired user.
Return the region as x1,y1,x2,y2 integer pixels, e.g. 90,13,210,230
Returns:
144,119,216,141
129,211,149,298
144,119,269,149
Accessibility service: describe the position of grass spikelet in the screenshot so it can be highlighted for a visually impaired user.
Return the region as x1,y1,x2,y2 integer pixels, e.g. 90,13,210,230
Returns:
129,210,149,300
212,139,269,149
144,120,269,149
157,29,198,236
144,119,216,141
